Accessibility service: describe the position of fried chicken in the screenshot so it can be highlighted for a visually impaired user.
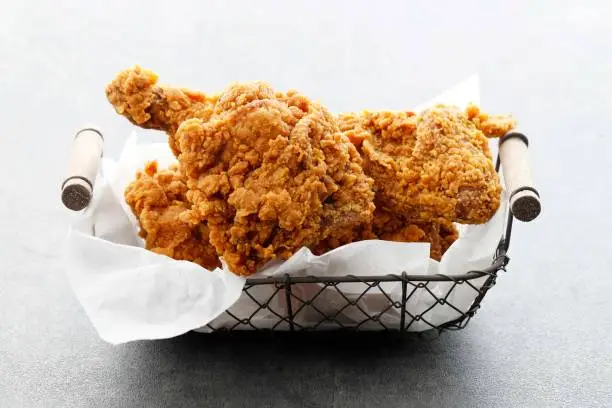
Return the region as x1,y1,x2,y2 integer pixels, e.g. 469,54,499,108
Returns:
465,104,516,138
313,203,458,261
124,161,220,270
106,65,218,156
340,105,515,224
175,83,375,276
110,66,509,273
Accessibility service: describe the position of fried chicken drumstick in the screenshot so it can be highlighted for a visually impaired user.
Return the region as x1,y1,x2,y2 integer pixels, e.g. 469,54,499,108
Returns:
340,105,515,224
106,66,218,156
125,161,220,270
108,67,375,275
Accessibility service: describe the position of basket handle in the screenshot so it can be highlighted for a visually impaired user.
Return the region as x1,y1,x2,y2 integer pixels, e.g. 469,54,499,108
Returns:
498,131,541,222
61,127,104,211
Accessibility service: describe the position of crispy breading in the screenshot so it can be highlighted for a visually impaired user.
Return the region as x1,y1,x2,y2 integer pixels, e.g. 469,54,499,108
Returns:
175,83,374,275
124,161,220,270
106,65,218,156
340,105,514,224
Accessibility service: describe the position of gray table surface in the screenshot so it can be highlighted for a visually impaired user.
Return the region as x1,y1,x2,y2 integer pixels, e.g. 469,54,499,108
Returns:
2,0,611,407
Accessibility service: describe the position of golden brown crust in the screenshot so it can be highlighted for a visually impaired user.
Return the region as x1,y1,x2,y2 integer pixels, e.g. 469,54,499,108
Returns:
111,66,512,273
313,204,459,261
176,83,374,276
105,65,218,156
124,161,220,270
340,105,509,224
465,104,516,138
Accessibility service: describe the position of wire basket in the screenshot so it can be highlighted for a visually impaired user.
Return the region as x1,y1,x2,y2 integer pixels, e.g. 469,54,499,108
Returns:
62,129,540,336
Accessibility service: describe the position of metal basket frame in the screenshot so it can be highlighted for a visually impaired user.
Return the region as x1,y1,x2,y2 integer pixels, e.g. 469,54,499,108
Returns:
205,155,514,333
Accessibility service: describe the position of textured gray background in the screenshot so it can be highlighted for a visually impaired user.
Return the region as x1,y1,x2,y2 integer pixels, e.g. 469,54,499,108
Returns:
1,0,611,407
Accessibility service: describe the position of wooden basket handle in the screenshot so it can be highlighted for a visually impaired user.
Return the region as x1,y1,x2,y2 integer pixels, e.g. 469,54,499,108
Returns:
499,131,541,222
61,127,104,211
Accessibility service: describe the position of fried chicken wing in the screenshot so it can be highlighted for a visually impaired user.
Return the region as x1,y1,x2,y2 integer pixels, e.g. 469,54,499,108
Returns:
106,65,218,156
125,161,220,270
340,105,515,224
176,83,375,276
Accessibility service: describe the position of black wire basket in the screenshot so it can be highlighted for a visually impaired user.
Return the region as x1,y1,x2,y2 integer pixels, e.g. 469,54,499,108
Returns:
62,129,540,335
203,246,508,333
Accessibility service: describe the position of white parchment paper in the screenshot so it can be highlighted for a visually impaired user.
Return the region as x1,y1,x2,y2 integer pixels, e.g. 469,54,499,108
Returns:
62,75,508,344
